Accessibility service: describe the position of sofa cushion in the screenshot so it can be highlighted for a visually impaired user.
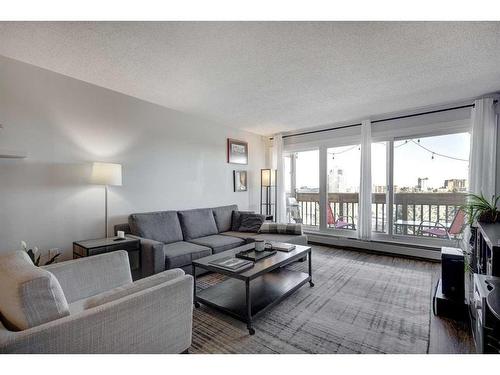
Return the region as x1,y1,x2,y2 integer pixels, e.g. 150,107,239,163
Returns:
0,251,70,331
212,205,238,233
84,269,185,310
178,208,218,240
231,210,253,231
238,213,266,232
188,234,245,254
129,211,183,244
163,241,212,269
221,231,259,240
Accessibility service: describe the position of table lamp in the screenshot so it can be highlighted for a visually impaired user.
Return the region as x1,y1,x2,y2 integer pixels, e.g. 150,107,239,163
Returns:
91,162,122,237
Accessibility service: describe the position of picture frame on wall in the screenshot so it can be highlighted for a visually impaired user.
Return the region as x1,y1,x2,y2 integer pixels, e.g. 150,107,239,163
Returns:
227,138,248,165
233,170,248,192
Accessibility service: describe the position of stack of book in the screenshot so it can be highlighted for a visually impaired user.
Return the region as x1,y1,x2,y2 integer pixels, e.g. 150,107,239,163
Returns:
270,242,296,252
209,256,254,272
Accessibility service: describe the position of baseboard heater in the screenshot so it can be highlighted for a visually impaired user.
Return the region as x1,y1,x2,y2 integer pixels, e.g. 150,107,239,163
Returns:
305,232,441,261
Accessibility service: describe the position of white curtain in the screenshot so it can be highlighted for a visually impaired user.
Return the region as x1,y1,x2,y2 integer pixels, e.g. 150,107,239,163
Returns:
358,120,372,240
469,98,498,199
272,134,287,223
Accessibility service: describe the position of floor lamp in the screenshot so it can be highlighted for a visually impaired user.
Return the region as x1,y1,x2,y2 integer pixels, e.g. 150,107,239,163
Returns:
91,162,122,237
260,168,277,221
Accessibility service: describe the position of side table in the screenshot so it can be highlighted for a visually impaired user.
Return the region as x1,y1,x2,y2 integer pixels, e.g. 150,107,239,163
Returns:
73,236,141,280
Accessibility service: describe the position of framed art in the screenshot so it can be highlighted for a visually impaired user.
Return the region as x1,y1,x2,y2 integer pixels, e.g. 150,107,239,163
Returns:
233,170,248,192
227,138,248,164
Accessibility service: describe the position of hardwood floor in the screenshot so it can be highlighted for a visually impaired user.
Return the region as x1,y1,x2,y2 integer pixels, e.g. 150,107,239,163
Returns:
429,267,475,354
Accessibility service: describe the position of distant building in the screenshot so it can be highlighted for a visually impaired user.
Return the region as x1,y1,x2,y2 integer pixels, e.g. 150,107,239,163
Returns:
417,177,429,192
328,166,345,192
373,185,387,193
443,179,467,192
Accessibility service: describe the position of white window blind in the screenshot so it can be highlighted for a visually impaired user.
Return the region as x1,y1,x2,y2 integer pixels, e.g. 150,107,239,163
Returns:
284,123,361,152
371,106,471,141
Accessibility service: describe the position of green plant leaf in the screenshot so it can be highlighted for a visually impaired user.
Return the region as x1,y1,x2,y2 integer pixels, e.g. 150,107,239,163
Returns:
44,253,60,266
462,192,500,224
26,249,35,263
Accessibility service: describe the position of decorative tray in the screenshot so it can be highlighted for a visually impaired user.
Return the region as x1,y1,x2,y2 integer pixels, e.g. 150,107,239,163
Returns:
235,248,277,262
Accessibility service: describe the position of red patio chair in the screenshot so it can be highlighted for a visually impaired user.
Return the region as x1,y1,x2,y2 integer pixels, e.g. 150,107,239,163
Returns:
327,204,356,230
418,209,466,239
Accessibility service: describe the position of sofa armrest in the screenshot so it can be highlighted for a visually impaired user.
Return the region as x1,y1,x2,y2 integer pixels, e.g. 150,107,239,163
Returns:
43,251,132,303
128,235,165,277
0,274,194,354
84,268,185,309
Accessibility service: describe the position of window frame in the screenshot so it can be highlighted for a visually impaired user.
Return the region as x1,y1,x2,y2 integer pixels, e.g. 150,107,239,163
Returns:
322,142,362,238
285,122,471,248
369,131,470,248
286,147,321,231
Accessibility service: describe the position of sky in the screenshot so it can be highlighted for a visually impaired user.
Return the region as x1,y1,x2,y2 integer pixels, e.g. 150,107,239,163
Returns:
292,132,470,192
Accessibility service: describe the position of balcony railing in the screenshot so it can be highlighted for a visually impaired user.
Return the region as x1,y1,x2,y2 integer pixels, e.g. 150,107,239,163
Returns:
291,192,466,238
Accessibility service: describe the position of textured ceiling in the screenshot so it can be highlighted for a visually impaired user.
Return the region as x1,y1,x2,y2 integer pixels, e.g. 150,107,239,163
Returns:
0,21,499,135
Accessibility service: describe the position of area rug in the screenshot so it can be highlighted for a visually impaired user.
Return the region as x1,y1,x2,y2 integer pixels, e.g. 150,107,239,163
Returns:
191,245,434,354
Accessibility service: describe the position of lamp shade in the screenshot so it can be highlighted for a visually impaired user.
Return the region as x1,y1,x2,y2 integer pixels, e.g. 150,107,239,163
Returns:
91,162,122,186
261,169,271,187
261,169,276,187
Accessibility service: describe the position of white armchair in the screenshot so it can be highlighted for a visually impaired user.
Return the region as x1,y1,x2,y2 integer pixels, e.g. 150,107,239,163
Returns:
0,250,193,354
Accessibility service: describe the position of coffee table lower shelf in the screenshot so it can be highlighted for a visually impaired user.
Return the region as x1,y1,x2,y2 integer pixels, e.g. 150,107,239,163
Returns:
195,269,310,334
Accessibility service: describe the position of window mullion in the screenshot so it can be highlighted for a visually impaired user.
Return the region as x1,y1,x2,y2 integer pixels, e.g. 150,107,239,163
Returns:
387,140,394,236
319,146,327,231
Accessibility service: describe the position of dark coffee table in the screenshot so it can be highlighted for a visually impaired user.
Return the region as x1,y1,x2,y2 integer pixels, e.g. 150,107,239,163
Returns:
192,243,313,335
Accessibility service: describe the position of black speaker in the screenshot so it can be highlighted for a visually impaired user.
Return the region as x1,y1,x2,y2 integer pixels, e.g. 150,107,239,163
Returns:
441,247,465,300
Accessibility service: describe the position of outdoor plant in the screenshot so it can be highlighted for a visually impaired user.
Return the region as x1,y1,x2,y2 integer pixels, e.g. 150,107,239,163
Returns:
461,192,500,225
21,241,60,266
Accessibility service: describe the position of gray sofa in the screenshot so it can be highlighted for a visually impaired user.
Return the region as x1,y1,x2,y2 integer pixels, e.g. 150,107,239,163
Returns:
115,205,308,277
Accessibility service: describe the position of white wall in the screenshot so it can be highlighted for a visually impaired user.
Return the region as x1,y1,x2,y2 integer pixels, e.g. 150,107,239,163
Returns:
0,56,267,258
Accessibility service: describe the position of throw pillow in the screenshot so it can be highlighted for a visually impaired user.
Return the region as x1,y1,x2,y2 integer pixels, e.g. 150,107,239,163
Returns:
259,222,303,235
238,213,266,232
0,251,70,331
231,210,253,231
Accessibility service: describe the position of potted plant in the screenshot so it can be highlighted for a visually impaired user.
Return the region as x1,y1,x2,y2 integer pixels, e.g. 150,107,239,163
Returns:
21,241,60,266
461,192,500,224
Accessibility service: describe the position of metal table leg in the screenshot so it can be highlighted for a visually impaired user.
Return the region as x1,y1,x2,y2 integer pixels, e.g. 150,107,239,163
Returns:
246,279,255,335
193,264,200,308
309,249,315,287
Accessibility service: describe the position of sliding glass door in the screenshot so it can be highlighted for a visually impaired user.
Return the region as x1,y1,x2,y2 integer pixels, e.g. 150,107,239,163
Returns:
326,145,360,232
286,149,320,229
391,132,470,241
282,122,471,247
